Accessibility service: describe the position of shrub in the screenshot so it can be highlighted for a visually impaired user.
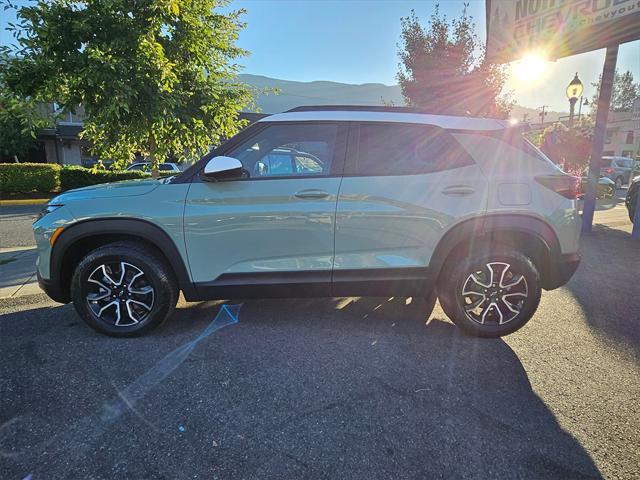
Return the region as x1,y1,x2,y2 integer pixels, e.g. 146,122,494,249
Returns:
0,163,149,194
0,163,61,193
60,166,148,191
539,121,593,176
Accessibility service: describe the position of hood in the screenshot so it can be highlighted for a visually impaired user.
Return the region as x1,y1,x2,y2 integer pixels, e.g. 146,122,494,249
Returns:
51,178,161,203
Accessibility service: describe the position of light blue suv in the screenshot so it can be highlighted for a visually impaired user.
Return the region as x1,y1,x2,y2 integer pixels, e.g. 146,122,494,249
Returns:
33,106,582,337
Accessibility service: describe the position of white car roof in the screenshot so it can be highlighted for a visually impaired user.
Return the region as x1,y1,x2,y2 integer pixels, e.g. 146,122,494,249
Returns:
259,110,511,131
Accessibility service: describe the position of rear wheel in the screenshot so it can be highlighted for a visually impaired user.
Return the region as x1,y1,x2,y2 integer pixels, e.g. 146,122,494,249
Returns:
438,248,541,338
71,242,178,337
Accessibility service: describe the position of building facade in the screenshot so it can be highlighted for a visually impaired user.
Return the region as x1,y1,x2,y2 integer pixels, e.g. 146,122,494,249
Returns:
603,98,640,159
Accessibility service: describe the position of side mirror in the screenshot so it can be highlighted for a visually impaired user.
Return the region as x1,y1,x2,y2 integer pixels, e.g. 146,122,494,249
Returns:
201,156,244,181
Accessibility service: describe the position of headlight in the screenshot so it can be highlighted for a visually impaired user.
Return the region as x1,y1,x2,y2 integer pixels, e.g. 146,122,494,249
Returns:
36,204,63,222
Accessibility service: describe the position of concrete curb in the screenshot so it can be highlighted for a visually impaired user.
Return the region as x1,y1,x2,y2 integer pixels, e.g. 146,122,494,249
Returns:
0,198,50,206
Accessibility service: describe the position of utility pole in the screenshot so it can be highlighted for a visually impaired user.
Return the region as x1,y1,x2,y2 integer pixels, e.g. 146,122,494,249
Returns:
582,45,618,233
538,106,549,126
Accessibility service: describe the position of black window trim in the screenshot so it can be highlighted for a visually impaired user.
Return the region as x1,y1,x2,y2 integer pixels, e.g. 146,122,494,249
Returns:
174,120,350,184
342,121,476,178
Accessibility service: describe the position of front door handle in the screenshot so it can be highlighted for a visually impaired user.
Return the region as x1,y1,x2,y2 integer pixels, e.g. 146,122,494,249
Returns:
294,189,330,199
441,185,475,196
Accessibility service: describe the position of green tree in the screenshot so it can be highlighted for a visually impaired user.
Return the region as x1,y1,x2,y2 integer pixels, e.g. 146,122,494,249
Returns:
590,69,639,113
0,58,53,162
397,6,511,118
1,0,253,169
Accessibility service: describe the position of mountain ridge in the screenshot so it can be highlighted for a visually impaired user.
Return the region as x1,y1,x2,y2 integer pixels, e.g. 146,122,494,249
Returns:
239,73,566,122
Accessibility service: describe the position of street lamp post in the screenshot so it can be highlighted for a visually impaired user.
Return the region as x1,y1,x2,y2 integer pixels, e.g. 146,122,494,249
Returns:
566,73,584,127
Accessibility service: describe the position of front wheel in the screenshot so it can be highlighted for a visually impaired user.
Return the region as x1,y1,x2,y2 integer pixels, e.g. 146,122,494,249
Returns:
438,249,541,338
71,241,178,337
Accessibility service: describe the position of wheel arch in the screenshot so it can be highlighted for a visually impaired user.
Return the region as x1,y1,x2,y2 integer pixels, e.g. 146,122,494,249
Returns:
50,218,196,303
431,214,561,290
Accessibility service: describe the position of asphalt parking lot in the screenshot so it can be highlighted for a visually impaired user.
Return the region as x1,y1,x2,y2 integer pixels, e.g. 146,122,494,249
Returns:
1,201,638,479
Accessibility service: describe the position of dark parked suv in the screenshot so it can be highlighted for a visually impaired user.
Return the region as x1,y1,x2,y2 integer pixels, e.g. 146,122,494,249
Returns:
601,156,634,189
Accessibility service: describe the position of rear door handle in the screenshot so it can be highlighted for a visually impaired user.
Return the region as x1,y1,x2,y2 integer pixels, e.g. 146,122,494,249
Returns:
294,189,330,199
441,185,475,196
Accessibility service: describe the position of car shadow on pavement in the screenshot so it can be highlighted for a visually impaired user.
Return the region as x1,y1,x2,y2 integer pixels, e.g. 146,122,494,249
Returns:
566,224,640,359
1,296,602,479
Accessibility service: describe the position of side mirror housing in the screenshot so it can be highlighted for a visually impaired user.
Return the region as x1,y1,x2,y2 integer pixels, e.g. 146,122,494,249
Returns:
201,156,244,181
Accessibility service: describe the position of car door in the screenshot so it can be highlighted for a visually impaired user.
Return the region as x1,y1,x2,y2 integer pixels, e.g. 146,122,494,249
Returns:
184,122,347,294
333,122,488,295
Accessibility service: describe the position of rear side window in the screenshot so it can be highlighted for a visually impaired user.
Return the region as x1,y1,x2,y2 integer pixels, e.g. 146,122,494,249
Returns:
354,123,474,176
480,130,559,168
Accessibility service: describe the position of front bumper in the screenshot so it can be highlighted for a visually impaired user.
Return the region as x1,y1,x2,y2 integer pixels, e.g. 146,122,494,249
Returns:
37,271,70,304
542,253,581,290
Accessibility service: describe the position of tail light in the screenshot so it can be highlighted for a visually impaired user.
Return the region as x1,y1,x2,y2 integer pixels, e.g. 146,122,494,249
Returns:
602,167,614,175
535,174,581,199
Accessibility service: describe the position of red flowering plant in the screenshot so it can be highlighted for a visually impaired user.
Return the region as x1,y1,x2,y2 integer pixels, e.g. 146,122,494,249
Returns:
539,120,594,176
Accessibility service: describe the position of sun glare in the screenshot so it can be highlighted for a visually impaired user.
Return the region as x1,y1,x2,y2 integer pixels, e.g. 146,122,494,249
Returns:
511,54,551,86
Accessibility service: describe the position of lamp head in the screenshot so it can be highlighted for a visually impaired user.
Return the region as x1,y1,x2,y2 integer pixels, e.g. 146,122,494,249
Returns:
566,73,584,100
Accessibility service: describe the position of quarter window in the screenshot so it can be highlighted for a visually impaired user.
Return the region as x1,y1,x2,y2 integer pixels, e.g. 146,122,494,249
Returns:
354,124,474,175
226,124,338,178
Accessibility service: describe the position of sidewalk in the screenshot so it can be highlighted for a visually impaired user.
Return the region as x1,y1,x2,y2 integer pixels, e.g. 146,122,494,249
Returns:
0,246,42,298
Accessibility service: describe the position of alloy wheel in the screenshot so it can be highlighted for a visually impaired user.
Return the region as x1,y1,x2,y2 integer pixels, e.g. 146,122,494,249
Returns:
460,262,529,326
86,261,155,326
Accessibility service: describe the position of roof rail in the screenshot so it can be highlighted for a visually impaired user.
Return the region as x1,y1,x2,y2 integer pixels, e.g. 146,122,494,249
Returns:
285,105,439,114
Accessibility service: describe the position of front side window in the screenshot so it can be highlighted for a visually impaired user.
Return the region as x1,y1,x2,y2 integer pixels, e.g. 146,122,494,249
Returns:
226,123,338,178
354,123,474,175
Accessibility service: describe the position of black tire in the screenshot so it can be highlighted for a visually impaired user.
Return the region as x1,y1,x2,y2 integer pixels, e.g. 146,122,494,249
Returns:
438,247,541,338
71,241,178,337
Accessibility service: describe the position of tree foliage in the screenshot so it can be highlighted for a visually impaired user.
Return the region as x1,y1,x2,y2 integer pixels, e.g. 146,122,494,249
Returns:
591,69,639,113
1,0,254,168
0,55,53,162
396,6,511,118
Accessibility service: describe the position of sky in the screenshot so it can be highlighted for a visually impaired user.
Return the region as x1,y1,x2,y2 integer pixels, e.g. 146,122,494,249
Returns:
1,0,638,112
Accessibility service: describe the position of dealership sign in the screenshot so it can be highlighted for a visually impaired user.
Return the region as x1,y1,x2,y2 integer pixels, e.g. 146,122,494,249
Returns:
486,0,640,63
